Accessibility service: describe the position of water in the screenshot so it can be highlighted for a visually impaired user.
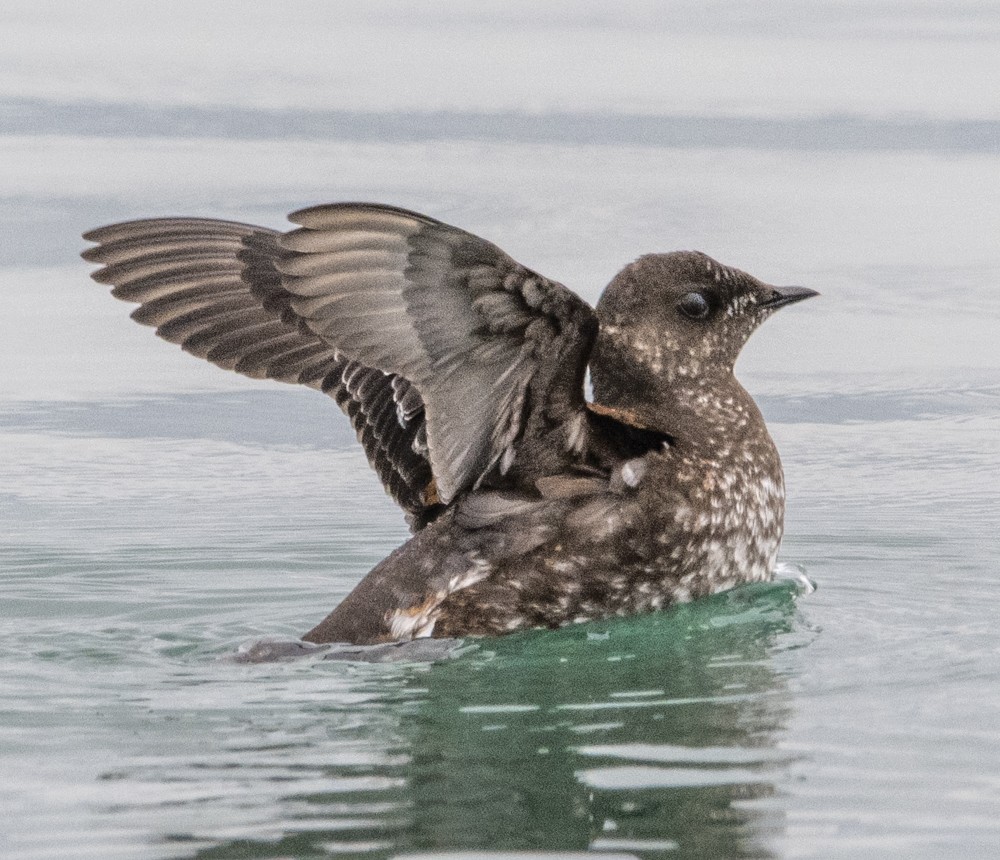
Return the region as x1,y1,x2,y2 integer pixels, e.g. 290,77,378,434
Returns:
2,2,1000,858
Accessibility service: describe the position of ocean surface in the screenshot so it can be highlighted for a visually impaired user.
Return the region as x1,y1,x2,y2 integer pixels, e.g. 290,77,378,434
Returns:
2,2,999,858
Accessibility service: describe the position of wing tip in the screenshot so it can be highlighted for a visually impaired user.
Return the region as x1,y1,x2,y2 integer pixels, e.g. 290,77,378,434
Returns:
81,237,114,279
80,245,103,264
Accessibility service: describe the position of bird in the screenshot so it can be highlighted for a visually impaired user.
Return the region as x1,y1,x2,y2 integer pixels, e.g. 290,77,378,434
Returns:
82,202,817,645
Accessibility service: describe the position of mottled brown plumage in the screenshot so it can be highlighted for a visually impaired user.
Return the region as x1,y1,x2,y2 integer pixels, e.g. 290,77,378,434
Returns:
83,203,816,644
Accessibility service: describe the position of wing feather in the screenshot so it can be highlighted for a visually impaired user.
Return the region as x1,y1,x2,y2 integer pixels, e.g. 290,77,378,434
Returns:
83,217,434,520
278,203,599,502
84,205,599,516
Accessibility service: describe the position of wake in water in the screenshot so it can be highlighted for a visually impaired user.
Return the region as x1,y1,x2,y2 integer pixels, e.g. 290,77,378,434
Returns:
225,636,472,664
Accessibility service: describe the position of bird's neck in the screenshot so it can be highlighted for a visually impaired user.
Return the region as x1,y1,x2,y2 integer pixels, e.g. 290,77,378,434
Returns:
665,376,771,455
590,327,769,455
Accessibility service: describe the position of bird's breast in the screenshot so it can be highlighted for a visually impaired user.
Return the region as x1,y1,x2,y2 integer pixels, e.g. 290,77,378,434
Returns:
639,434,786,596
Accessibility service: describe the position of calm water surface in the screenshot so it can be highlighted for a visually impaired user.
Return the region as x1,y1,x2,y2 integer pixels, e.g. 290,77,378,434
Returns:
2,3,1000,859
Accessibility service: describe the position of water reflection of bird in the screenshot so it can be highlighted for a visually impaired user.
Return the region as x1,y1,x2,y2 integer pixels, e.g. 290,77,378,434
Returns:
83,203,816,644
392,588,798,858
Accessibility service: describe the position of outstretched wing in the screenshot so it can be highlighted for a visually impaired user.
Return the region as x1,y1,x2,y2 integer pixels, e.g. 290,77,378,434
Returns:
81,218,435,518
278,203,599,503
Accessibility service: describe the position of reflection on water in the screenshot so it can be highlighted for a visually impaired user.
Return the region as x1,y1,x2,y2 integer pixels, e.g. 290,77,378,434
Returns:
104,583,807,860
390,584,806,860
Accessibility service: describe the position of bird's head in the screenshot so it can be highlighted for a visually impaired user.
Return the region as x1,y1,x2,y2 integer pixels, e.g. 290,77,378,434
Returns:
591,251,817,412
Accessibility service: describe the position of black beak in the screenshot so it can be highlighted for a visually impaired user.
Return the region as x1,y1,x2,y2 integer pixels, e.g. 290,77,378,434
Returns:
761,285,820,310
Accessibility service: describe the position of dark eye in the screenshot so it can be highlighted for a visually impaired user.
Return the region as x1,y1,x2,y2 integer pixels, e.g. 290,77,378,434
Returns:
677,291,710,320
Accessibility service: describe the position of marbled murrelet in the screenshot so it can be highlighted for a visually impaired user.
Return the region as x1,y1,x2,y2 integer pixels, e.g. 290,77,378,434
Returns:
83,204,816,644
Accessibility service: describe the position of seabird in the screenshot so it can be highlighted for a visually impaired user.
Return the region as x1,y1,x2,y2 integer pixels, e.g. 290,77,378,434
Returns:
83,203,816,644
